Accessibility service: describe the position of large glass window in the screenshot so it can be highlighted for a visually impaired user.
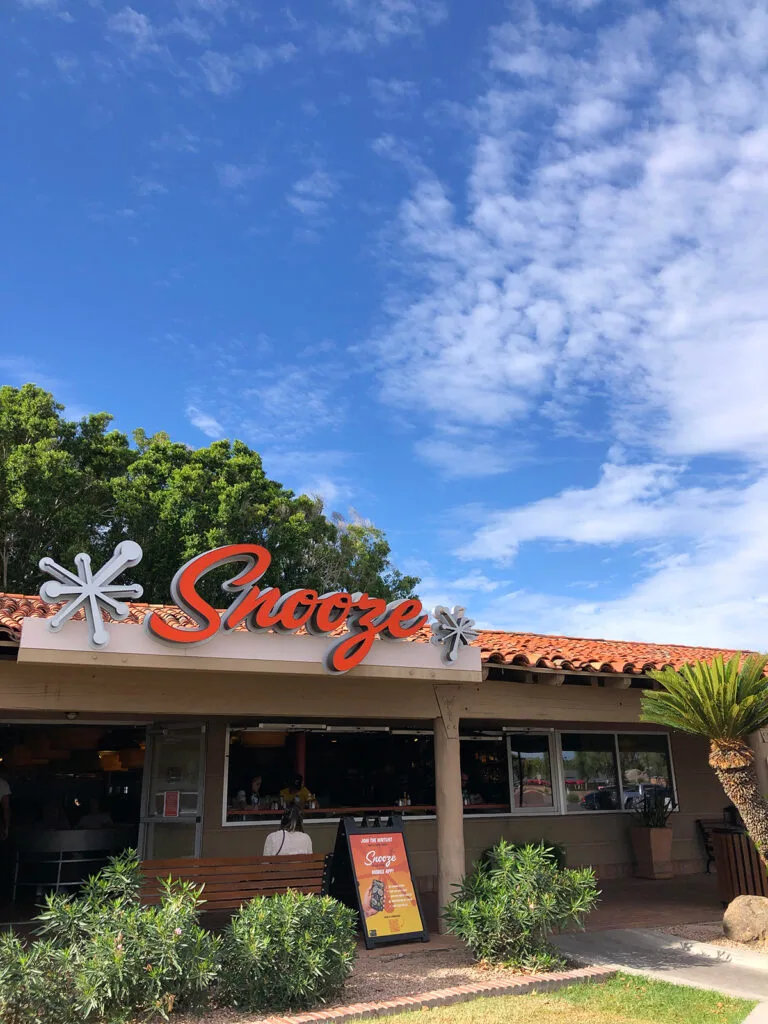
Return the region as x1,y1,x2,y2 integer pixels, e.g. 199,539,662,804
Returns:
507,733,555,811
617,734,674,810
561,733,620,812
460,735,511,813
225,727,434,822
306,732,434,810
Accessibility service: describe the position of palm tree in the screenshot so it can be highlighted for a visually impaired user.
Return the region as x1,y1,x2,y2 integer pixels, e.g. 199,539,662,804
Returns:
642,652,768,864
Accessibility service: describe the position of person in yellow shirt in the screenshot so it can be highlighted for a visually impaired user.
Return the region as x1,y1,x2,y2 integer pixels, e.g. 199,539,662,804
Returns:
280,774,312,808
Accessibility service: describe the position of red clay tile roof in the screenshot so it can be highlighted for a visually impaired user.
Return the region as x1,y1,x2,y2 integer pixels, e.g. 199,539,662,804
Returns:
0,593,754,677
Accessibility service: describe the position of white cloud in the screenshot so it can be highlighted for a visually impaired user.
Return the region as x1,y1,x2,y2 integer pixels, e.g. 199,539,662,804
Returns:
368,0,768,647
198,43,297,95
53,53,80,82
107,6,161,55
447,570,506,593
216,162,261,189
186,405,224,438
369,77,419,111
321,0,446,50
151,126,201,153
287,166,338,218
133,177,167,197
419,436,513,479
242,368,344,441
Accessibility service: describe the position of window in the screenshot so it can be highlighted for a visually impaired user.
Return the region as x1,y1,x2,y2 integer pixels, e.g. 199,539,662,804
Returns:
224,726,435,823
507,733,555,811
561,733,620,812
617,734,674,810
305,731,435,810
460,735,511,813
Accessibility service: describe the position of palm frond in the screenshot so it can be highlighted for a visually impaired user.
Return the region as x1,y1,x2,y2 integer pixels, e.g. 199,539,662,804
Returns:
641,652,768,742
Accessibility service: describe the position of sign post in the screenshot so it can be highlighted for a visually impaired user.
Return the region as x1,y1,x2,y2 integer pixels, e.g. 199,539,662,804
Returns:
329,815,429,949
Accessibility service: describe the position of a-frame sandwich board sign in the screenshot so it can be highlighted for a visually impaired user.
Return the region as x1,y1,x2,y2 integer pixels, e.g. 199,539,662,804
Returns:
329,815,429,950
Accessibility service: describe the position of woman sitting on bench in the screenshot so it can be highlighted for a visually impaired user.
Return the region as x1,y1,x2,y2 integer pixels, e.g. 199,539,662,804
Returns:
263,805,313,856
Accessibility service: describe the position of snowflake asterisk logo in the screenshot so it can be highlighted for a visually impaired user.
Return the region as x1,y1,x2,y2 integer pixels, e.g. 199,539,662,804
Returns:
39,541,144,650
430,605,479,664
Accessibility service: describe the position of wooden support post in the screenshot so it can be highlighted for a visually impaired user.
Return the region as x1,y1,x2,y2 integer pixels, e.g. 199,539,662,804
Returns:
433,685,464,934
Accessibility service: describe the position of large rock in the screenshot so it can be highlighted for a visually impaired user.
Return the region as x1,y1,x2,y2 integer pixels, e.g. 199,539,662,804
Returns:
723,895,768,943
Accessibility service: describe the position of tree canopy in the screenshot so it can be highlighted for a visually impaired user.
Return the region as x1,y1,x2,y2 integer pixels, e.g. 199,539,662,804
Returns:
0,383,419,604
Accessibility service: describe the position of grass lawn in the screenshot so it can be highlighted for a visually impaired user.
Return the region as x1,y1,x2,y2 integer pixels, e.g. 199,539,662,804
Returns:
385,974,756,1024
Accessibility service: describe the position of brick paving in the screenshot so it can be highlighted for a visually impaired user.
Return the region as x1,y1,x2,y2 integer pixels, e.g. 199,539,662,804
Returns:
257,966,617,1024
585,874,721,931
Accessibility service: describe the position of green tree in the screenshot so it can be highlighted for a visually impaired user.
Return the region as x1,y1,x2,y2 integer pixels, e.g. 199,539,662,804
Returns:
0,384,419,605
642,653,768,862
0,384,131,591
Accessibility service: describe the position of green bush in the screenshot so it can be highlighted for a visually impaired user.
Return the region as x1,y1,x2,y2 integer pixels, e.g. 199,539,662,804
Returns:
480,840,567,870
443,840,599,971
219,890,357,1012
0,934,81,1024
0,850,221,1024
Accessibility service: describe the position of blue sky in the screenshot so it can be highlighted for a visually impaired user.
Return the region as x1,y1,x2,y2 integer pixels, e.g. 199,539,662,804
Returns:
5,0,768,650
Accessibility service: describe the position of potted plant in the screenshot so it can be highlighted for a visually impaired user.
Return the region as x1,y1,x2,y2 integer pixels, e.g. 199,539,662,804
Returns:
630,789,676,879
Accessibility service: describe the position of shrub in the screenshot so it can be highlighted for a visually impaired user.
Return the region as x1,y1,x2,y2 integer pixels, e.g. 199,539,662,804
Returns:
0,933,80,1024
443,840,599,971
219,890,357,1012
480,840,567,870
0,850,221,1024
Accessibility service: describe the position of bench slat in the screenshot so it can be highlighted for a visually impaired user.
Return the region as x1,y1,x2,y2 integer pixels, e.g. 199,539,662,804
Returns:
139,854,330,914
142,855,320,869
142,863,324,879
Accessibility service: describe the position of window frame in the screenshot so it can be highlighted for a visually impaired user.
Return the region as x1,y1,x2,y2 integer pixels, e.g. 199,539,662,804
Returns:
505,728,563,817
556,728,677,816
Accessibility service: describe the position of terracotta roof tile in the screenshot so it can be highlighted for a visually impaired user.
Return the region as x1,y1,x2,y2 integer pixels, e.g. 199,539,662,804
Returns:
0,593,755,676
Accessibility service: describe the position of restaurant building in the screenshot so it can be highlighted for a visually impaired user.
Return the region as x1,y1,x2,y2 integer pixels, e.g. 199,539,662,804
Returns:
0,540,760,924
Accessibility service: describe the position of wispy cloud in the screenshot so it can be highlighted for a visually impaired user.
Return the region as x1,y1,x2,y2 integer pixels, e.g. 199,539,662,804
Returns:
367,0,768,646
107,6,163,56
151,126,201,153
286,165,338,218
321,0,447,51
216,161,262,190
186,405,224,438
419,435,513,479
198,43,297,95
368,77,419,112
133,177,168,197
53,52,80,82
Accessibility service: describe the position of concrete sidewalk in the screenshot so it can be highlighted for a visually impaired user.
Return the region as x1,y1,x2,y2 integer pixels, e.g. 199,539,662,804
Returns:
553,927,768,1002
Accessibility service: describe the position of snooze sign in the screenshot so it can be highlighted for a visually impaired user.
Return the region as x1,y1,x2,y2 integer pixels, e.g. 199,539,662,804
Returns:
38,540,477,673
145,544,427,674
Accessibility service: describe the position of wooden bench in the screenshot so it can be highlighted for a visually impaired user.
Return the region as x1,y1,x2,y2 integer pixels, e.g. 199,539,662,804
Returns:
711,829,768,905
697,818,731,874
140,854,331,914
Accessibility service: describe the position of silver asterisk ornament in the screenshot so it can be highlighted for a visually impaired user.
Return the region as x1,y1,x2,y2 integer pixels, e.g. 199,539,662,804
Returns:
430,605,479,664
39,541,144,650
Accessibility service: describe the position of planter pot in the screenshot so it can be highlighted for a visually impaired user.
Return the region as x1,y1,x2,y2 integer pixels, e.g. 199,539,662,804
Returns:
630,826,674,879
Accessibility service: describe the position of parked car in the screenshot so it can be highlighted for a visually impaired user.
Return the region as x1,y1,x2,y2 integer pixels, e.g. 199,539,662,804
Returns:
581,787,619,810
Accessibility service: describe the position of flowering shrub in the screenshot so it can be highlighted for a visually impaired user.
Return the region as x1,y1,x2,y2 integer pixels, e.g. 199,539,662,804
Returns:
0,850,220,1023
443,841,599,971
219,890,357,1012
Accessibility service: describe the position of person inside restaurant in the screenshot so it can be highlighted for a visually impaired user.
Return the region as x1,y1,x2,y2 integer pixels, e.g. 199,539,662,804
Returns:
461,772,483,806
263,805,313,855
78,798,114,829
249,775,263,808
279,774,312,808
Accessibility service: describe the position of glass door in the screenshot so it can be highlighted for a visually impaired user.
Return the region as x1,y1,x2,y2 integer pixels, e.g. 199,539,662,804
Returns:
139,723,206,859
